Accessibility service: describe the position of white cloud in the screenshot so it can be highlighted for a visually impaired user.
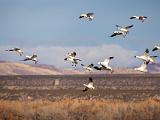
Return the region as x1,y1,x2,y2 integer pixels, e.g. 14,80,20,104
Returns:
75,44,138,67
0,44,138,68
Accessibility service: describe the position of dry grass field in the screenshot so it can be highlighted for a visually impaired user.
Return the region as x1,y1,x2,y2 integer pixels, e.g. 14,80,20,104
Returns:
0,98,160,120
0,74,160,120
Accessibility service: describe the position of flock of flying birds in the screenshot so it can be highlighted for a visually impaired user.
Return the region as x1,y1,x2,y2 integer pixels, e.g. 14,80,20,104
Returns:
64,13,159,91
5,48,38,64
3,13,160,91
64,13,160,74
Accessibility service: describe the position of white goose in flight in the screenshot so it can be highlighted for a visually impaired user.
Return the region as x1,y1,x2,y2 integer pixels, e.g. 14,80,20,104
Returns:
79,13,94,21
130,16,147,23
81,63,94,71
5,47,23,56
83,77,95,92
21,54,38,64
116,25,134,34
152,45,160,52
94,57,114,73
64,52,81,67
134,62,148,73
135,49,157,64
110,30,126,37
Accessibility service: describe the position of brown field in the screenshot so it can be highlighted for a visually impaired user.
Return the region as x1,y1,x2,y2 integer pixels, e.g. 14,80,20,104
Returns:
0,74,160,101
0,98,160,120
0,74,160,120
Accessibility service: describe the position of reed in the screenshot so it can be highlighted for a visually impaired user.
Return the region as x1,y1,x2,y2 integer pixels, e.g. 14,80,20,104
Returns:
0,98,159,120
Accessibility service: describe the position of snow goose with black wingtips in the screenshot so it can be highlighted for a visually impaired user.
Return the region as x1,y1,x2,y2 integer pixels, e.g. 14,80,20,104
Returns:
94,57,114,73
21,54,38,64
130,16,147,23
64,52,81,67
83,77,95,92
135,49,157,64
116,25,134,34
5,47,23,56
79,12,94,21
110,30,126,37
81,63,94,71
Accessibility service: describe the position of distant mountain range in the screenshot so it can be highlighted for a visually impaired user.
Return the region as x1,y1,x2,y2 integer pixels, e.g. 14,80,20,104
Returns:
0,60,83,75
0,60,159,75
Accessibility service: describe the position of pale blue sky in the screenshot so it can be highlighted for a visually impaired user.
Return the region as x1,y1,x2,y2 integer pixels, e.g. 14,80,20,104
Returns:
0,0,160,67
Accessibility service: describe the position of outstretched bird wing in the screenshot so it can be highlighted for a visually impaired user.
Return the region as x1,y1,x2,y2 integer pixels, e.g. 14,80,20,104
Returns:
110,31,124,37
152,46,160,51
152,47,158,51
75,58,82,61
144,48,149,56
79,15,84,18
22,57,30,61
94,66,102,70
83,87,89,92
88,64,94,68
103,58,110,66
150,55,158,58
5,49,13,51
150,56,158,62
26,55,31,58
115,25,123,28
87,13,94,17
81,64,84,66
142,16,147,19
125,25,134,29
31,54,37,59
110,33,117,37
109,57,114,60
130,16,136,19
14,48,21,51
